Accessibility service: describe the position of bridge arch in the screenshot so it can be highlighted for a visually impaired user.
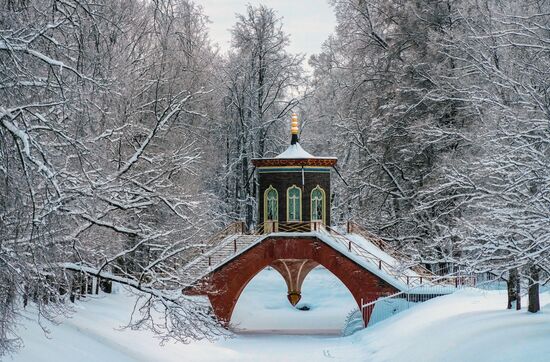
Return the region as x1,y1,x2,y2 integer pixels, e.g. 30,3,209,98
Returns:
231,264,357,330
184,236,398,326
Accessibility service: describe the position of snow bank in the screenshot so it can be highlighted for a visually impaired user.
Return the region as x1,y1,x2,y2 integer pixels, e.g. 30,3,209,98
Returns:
10,268,550,362
351,288,550,362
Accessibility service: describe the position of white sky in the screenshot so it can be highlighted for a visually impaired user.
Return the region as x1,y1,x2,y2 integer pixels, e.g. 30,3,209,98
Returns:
198,0,336,57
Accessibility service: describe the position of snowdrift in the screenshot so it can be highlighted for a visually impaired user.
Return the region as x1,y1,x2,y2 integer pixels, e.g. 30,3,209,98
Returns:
10,268,550,362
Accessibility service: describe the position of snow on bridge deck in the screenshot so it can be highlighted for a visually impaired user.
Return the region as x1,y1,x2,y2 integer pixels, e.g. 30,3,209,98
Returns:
183,229,456,295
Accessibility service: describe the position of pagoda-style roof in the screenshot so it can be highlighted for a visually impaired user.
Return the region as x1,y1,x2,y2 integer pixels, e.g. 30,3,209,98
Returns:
252,142,337,167
252,113,337,167
275,143,314,159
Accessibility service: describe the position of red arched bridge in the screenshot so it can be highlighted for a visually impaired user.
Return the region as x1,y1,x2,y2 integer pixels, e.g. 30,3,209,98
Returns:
182,222,471,327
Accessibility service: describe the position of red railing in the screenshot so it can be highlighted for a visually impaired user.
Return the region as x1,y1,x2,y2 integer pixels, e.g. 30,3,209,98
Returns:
197,221,245,253
323,224,436,288
346,221,435,277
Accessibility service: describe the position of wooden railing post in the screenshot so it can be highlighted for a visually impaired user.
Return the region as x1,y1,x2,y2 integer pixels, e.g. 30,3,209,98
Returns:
360,297,364,326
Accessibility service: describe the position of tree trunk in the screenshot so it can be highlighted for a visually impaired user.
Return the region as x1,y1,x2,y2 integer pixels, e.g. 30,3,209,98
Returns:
528,265,540,313
507,268,518,309
516,271,521,310
100,278,113,293
23,285,29,308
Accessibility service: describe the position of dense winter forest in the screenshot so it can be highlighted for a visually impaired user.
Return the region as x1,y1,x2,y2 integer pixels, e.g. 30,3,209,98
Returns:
1,0,549,356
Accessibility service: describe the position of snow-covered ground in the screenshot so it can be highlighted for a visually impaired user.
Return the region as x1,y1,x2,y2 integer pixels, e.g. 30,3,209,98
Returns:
9,267,550,362
232,266,356,333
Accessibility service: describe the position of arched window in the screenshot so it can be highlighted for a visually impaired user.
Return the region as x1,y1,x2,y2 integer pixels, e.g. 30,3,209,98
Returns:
264,186,278,222
311,185,326,223
287,185,302,222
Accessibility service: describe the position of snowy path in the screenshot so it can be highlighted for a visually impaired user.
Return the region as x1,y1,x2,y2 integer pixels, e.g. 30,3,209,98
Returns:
10,267,550,362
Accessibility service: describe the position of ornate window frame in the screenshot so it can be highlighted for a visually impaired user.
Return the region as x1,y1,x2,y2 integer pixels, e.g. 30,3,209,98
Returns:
286,185,302,222
264,185,278,222
310,185,326,224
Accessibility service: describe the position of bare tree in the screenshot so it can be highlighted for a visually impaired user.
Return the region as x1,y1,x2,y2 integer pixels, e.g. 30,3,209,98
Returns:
212,4,304,228
0,0,224,355
310,0,549,304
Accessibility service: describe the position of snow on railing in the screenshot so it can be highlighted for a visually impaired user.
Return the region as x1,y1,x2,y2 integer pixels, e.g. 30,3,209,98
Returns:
345,221,436,277
181,232,262,282
182,220,453,289
204,221,246,248
322,224,450,289
181,220,483,295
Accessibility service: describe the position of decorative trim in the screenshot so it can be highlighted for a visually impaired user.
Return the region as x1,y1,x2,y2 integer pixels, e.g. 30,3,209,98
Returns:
258,167,331,174
252,158,337,167
258,165,333,169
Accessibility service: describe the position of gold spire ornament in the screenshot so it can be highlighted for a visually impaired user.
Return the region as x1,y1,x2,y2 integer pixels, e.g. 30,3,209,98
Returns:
290,113,299,144
291,113,299,135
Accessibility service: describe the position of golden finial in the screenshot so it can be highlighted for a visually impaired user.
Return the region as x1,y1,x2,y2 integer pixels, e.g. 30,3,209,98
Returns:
291,113,299,135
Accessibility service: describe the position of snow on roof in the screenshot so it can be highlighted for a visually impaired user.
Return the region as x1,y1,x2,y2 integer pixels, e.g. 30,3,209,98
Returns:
274,143,315,159
251,142,337,164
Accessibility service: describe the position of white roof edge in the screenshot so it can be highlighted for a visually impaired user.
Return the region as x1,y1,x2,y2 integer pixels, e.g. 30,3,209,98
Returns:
270,143,337,160
275,143,314,159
